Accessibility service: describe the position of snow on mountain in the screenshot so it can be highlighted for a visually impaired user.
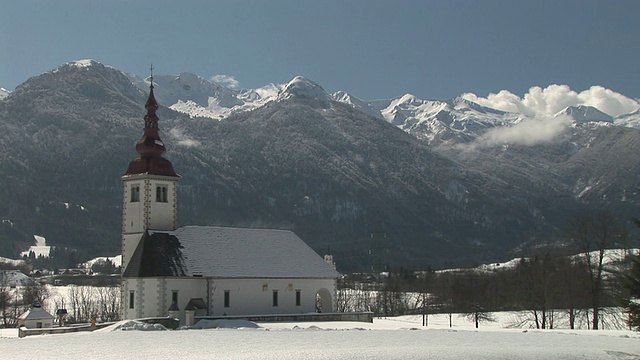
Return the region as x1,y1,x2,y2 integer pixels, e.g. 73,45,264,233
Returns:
0,269,29,286
243,83,283,101
330,90,530,144
331,91,390,118
128,72,279,120
115,66,640,145
556,105,614,123
67,59,102,68
40,61,640,144
277,76,332,107
53,59,120,76
20,235,53,258
82,255,122,269
346,93,519,144
0,88,10,100
615,108,640,128
0,256,26,268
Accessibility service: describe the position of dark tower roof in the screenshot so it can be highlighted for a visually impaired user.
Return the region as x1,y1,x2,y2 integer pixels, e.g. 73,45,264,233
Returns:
124,72,179,177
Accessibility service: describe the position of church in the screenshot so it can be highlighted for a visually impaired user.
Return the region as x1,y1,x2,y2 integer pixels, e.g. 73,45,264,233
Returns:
120,77,340,326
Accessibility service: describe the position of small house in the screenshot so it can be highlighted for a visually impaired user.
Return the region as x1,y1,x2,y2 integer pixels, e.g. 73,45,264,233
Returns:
17,303,54,329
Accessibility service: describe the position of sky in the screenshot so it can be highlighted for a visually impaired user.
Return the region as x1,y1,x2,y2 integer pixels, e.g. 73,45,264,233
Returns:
1,0,640,101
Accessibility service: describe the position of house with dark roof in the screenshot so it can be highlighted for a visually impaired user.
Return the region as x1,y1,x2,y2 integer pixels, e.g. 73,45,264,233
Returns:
121,74,339,325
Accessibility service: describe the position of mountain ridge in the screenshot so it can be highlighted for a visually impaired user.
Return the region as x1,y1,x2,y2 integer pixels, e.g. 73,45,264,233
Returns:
1,60,639,271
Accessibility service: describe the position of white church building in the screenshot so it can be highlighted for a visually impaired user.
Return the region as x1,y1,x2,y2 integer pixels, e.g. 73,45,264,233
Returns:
121,77,339,325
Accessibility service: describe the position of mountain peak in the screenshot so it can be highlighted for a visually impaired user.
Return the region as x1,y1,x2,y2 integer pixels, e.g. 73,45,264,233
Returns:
54,59,113,73
557,105,613,123
68,59,101,68
0,88,10,100
277,76,331,106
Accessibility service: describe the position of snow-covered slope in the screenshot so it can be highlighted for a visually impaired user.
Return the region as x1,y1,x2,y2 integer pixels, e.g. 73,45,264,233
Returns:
556,105,614,123
45,60,640,147
0,256,26,268
0,88,10,100
332,91,389,118
0,269,29,286
128,72,282,120
82,255,122,269
332,92,521,144
120,62,640,147
277,76,332,108
615,108,640,128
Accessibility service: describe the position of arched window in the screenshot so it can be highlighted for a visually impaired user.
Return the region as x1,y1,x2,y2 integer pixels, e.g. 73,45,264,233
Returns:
130,186,140,202
156,185,168,202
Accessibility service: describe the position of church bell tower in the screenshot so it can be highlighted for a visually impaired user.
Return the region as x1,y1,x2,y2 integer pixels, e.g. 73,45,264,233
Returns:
121,70,180,272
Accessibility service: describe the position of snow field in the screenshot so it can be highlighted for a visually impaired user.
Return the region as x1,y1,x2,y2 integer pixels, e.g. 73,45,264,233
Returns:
2,314,638,359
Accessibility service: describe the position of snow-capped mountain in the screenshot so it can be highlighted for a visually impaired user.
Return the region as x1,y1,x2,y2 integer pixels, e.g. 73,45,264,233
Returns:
330,91,523,144
69,60,627,149
3,59,640,270
127,72,282,120
331,91,390,119
556,105,614,123
615,108,640,128
276,76,332,106
0,88,10,100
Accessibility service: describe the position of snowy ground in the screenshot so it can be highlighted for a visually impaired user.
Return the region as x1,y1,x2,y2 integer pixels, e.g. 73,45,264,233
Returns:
1,314,638,359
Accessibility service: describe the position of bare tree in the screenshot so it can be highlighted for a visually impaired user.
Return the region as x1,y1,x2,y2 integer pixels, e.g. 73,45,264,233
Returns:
0,273,12,327
569,211,620,330
97,286,121,322
623,254,640,331
462,302,495,329
20,278,49,309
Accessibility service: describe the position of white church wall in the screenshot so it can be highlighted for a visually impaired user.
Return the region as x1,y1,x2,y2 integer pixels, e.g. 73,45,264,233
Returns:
209,278,336,316
122,181,143,234
123,277,337,322
163,278,207,324
123,278,207,322
146,178,177,231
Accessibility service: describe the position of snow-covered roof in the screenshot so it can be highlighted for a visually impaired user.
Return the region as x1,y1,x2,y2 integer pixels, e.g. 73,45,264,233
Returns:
123,226,339,279
18,306,54,321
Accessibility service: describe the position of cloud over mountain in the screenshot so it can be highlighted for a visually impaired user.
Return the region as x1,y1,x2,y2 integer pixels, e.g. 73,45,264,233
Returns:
210,74,241,90
463,85,639,117
169,128,201,147
471,115,572,148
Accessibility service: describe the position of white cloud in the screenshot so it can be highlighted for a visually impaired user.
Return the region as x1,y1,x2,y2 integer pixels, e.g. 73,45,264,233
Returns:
169,128,201,148
470,115,572,148
463,85,639,118
210,74,240,90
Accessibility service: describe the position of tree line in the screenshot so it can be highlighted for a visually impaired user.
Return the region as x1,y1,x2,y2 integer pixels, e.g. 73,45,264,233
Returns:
0,274,121,327
337,212,640,330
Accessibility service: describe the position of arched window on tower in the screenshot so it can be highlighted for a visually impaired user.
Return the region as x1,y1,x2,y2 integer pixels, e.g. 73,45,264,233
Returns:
156,185,168,203
130,186,140,203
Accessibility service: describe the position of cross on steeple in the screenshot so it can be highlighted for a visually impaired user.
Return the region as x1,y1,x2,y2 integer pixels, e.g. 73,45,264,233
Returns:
150,64,154,88
122,63,178,178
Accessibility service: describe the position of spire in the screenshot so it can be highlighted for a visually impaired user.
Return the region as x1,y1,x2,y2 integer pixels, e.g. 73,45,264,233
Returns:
144,64,159,128
123,65,178,177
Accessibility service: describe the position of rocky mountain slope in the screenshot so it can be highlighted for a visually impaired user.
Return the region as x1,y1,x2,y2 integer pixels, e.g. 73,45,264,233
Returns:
1,60,639,271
